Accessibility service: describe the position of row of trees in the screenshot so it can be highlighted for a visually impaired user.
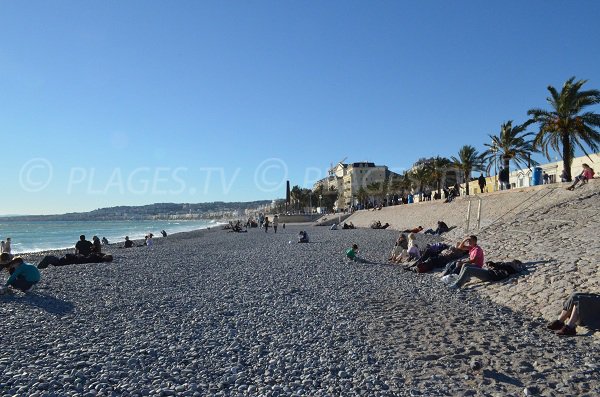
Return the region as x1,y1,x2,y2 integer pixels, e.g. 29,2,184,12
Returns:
288,76,600,211
401,76,600,197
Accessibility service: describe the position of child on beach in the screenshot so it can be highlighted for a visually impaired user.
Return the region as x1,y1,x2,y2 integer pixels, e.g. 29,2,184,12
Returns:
0,253,40,293
346,244,366,263
406,233,421,261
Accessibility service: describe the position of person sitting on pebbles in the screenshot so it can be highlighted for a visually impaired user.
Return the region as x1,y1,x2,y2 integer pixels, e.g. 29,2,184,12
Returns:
297,231,309,243
566,163,595,190
388,233,408,263
440,235,484,277
346,244,367,263
0,253,40,294
547,292,600,336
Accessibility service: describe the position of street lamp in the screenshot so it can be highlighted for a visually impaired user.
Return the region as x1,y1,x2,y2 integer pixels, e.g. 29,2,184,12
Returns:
319,194,322,211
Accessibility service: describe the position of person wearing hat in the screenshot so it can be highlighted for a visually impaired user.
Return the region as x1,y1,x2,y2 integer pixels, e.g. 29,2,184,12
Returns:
0,252,40,293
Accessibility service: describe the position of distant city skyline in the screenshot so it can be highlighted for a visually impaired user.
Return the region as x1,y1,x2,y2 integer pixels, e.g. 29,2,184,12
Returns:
1,1,599,215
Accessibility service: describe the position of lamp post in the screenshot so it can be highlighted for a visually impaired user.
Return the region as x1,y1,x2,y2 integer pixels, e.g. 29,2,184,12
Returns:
319,194,322,212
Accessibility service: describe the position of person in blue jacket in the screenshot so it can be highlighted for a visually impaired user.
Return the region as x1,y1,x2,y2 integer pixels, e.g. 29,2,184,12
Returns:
0,253,40,293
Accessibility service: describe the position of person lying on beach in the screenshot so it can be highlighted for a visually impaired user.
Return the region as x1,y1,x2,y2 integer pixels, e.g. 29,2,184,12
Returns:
37,251,114,269
566,163,595,190
346,244,367,263
297,231,309,243
0,253,40,294
388,234,408,263
412,241,468,273
370,221,390,230
75,235,94,256
342,222,356,230
447,259,524,289
424,221,450,235
547,292,600,336
440,235,484,277
402,226,423,233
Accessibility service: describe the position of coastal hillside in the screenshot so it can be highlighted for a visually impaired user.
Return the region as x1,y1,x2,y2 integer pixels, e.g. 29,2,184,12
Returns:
345,180,600,326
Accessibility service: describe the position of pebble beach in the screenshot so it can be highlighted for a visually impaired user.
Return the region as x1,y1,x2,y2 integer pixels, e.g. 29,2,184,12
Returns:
2,197,600,397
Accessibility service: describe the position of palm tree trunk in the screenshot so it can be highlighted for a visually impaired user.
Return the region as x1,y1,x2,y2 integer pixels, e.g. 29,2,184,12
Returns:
562,133,572,182
465,171,470,195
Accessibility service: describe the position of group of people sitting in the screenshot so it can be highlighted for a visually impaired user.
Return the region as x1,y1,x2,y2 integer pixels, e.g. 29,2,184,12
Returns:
384,229,599,336
370,220,390,229
37,235,114,269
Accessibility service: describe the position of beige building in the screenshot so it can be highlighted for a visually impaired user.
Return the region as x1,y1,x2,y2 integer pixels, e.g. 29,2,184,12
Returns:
314,161,401,209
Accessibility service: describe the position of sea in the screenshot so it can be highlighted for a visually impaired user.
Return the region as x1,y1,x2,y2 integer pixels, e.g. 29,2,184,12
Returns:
0,219,221,253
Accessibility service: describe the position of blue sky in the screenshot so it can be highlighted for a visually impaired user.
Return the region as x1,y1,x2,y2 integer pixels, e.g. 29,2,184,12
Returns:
1,0,599,214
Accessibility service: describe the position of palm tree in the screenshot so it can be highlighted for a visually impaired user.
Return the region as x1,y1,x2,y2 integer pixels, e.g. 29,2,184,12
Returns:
483,121,538,177
528,77,600,182
428,156,453,198
451,145,484,196
410,165,433,197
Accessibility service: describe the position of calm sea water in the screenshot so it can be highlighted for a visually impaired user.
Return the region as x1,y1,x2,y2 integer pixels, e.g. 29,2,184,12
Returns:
0,219,221,253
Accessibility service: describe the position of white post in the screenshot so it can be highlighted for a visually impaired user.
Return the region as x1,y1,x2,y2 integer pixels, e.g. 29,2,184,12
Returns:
466,200,472,232
477,198,482,230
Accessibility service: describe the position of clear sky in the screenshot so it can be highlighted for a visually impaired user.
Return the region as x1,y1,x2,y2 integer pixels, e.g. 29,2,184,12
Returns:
1,0,599,215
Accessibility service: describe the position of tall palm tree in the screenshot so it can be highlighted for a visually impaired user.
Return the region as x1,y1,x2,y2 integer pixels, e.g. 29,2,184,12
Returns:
451,145,484,196
527,76,600,182
483,121,538,176
410,165,433,197
428,156,453,198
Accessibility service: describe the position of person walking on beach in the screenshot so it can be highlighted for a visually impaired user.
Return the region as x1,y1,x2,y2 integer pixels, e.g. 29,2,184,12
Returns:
547,292,600,336
478,173,486,193
264,217,270,233
0,253,40,293
75,235,93,256
273,215,279,233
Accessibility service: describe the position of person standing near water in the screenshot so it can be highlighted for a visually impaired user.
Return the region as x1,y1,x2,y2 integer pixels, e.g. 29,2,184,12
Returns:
273,215,279,233
3,238,11,255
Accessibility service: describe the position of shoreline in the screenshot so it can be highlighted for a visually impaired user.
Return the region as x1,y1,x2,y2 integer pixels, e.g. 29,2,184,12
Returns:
2,223,598,396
